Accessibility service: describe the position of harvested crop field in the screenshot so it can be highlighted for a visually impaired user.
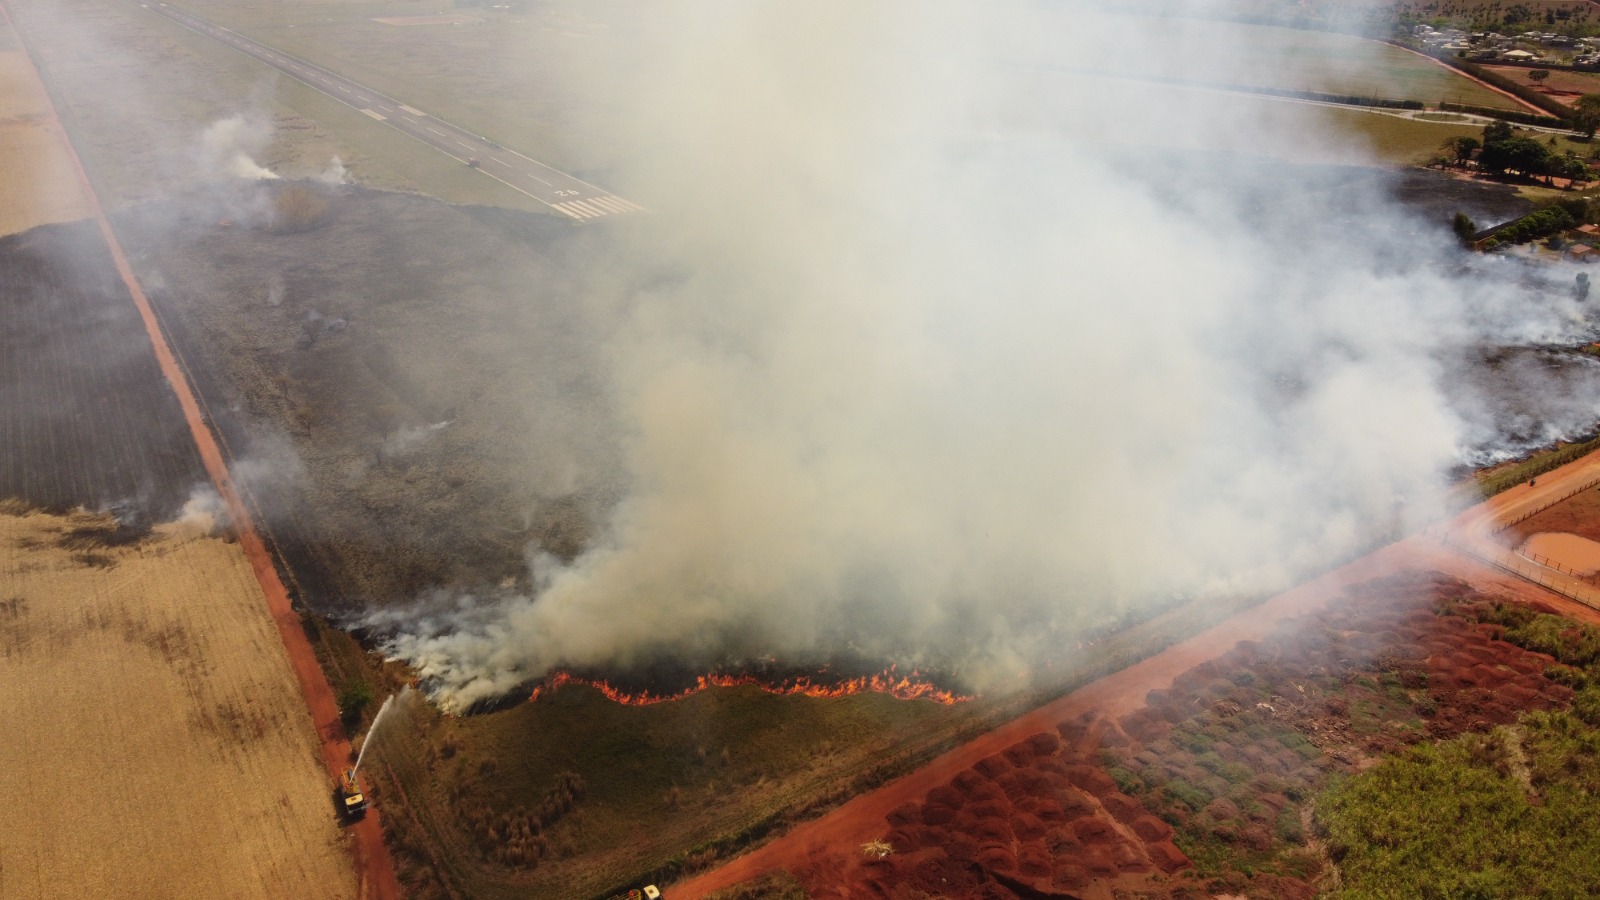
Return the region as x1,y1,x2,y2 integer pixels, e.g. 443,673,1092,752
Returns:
0,22,90,237
0,507,358,899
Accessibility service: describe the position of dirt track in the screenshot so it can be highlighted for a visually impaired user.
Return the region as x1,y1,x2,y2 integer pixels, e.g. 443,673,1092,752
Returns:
0,3,397,893
673,455,1600,898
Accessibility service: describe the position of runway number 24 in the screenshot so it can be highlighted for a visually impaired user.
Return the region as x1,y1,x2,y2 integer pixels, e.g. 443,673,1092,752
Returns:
554,190,580,197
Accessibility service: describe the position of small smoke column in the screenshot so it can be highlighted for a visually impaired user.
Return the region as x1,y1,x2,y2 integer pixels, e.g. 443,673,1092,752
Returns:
382,421,453,459
318,155,348,185
374,2,1600,710
176,485,227,532
198,114,279,180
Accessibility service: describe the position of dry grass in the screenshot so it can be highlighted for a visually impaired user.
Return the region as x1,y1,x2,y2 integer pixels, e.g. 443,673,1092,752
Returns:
0,508,359,898
0,45,91,236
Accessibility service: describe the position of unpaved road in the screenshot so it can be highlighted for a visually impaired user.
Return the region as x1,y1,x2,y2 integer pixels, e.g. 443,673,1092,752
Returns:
674,455,1600,897
0,2,397,893
0,509,358,898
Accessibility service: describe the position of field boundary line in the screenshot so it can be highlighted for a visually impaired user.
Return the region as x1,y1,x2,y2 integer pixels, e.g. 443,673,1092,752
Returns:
0,3,399,897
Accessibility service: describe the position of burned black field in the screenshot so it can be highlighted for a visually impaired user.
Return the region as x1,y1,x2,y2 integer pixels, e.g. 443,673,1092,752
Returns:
0,219,203,520
107,184,629,615
3,165,1597,898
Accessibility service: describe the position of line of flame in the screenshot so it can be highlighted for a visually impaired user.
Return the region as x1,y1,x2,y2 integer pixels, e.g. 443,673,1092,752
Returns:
528,667,972,706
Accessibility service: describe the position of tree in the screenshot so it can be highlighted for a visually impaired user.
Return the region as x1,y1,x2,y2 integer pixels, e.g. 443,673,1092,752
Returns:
1531,69,1551,85
1453,211,1479,244
1574,94,1600,140
1479,136,1554,177
1483,119,1515,144
1443,135,1481,167
1552,153,1594,187
338,681,374,728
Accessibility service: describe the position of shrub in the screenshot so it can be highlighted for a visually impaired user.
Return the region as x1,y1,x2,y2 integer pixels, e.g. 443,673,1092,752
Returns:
338,681,374,727
270,183,331,233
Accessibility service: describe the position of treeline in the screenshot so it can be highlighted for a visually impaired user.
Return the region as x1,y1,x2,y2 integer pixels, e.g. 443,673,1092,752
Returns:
1482,204,1578,246
1246,86,1424,109
1431,54,1576,121
1439,101,1566,128
1476,196,1596,249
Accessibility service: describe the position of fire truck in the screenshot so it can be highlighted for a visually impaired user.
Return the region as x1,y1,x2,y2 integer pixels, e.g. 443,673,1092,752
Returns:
338,768,368,819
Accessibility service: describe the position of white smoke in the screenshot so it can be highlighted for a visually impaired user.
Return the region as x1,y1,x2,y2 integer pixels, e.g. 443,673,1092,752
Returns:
382,421,454,458
375,2,1600,709
318,155,348,185
176,485,227,531
199,114,279,180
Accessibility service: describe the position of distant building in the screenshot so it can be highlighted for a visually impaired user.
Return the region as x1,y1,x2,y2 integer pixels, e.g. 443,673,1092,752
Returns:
1567,244,1598,263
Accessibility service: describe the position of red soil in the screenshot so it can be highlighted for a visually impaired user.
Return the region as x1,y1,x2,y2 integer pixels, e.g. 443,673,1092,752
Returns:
673,450,1600,899
0,4,398,896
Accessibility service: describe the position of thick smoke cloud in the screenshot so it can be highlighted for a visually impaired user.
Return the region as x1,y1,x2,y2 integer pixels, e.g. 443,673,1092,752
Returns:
373,2,1600,708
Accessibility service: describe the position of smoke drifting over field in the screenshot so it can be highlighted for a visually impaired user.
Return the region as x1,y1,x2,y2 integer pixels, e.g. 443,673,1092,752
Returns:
360,5,1599,706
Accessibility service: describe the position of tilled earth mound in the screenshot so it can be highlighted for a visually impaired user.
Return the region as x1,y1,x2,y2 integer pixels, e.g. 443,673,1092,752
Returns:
822,572,1574,898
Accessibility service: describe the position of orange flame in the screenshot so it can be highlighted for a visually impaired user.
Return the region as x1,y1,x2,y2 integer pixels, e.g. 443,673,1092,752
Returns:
528,666,971,706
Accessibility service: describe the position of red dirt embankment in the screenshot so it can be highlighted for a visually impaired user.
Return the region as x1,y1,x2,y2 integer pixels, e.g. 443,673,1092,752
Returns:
0,3,398,896
674,452,1600,898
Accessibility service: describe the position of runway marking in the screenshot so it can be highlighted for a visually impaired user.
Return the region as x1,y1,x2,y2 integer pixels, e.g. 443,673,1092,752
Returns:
139,0,643,217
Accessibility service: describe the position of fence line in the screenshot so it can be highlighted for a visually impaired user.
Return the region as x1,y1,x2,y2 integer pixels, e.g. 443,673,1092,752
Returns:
1494,472,1600,533
1441,530,1600,612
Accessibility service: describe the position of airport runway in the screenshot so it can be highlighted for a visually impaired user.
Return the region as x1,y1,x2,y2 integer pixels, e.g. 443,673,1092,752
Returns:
140,1,643,221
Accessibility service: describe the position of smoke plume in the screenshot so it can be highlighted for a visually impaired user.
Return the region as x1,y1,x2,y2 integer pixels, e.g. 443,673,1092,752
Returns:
198,114,279,181
371,2,1600,709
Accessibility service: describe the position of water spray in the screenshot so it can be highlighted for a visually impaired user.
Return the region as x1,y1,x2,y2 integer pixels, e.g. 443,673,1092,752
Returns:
353,685,409,776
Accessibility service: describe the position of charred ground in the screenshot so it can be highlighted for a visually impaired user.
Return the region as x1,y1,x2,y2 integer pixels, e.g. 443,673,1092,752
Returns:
2,167,1589,897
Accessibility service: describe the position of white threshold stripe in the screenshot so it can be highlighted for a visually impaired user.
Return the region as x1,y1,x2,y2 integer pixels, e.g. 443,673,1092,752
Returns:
151,1,646,214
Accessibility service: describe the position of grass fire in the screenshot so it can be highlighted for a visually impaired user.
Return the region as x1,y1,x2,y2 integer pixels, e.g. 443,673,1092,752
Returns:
18,0,1600,897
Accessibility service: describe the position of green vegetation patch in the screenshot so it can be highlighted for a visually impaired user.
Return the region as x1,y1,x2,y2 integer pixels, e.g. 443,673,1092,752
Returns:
1318,713,1600,898
1474,431,1600,497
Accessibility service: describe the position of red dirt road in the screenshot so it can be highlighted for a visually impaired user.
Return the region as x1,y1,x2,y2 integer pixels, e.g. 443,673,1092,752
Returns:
0,4,398,897
674,455,1600,898
1384,41,1552,117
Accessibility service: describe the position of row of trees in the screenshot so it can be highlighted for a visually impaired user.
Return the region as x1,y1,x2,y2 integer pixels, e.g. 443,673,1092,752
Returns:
1437,119,1597,185
1456,195,1595,250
